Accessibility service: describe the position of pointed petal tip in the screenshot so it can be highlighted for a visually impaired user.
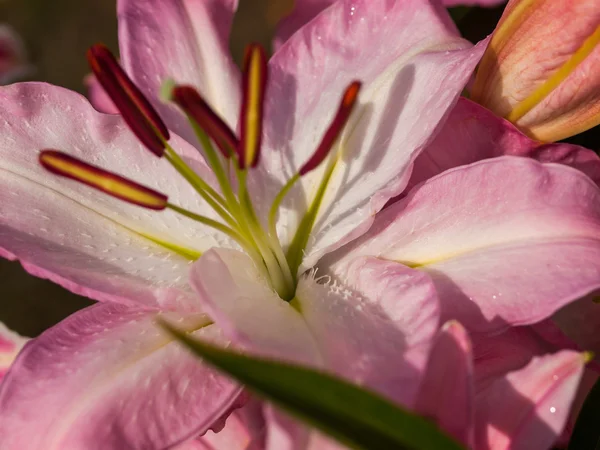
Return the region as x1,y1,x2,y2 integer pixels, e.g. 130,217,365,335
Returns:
87,43,169,156
39,150,168,210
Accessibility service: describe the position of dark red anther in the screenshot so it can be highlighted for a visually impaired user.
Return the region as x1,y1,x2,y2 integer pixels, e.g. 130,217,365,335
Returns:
87,44,169,157
39,150,168,210
238,44,268,169
299,81,361,176
171,85,239,158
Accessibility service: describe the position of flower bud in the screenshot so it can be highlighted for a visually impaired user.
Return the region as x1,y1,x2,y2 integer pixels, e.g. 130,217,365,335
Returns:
472,0,600,142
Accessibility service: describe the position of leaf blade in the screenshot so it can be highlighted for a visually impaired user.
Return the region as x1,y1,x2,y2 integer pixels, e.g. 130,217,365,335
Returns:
162,322,465,450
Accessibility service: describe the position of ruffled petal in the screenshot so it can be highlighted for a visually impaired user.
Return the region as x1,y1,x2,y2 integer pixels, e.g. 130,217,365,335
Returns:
118,0,241,146
0,82,235,310
84,74,118,114
298,257,439,405
408,98,600,191
0,303,240,449
330,157,600,333
255,0,487,269
197,399,266,449
474,351,586,450
0,322,27,382
415,321,473,446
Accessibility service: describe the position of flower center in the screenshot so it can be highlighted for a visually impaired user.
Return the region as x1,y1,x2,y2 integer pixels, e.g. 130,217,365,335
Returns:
39,43,360,301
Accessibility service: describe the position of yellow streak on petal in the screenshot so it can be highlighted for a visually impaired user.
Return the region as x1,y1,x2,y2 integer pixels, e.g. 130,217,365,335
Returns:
136,231,202,260
244,49,263,165
506,25,600,122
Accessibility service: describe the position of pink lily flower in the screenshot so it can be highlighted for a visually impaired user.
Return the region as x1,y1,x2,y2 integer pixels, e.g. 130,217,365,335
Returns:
471,0,600,142
0,0,489,447
0,25,30,85
1,0,600,448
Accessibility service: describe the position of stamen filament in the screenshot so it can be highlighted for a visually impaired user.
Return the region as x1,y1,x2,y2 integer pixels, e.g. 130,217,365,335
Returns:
236,168,295,299
164,145,238,230
287,158,337,276
166,203,264,272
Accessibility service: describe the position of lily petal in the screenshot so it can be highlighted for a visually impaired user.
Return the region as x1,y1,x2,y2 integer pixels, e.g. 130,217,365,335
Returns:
0,82,234,310
84,73,118,114
415,321,474,446
330,157,600,333
197,399,265,449
0,25,31,85
298,256,439,406
408,98,600,191
118,0,241,146
191,248,439,406
0,302,239,449
264,407,342,450
190,248,322,366
472,0,600,142
475,350,586,450
256,0,487,270
273,0,334,50
0,322,27,382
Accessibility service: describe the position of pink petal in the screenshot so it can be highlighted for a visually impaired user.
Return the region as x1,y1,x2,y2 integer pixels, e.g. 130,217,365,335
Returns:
0,82,232,310
84,73,118,114
299,257,439,406
0,25,31,84
475,351,586,450
264,407,343,450
0,303,240,449
118,0,241,146
415,321,474,446
472,325,555,390
408,98,600,191
0,322,27,382
191,248,439,406
253,0,487,270
330,157,600,333
273,0,334,50
196,399,266,449
190,248,322,366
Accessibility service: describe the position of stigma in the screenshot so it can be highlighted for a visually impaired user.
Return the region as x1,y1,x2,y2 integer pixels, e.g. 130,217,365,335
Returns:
41,43,361,301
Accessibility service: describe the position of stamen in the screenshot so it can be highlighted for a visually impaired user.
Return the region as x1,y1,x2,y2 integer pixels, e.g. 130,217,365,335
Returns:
270,81,361,276
39,150,168,210
87,44,169,156
299,81,361,175
171,85,239,159
238,44,267,169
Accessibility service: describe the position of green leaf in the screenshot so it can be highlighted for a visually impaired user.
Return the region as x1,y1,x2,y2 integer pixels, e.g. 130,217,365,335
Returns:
162,322,465,450
569,375,600,450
